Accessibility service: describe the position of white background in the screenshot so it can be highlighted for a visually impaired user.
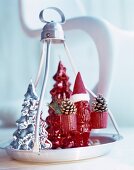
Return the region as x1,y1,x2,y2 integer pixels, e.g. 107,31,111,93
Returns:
0,0,134,127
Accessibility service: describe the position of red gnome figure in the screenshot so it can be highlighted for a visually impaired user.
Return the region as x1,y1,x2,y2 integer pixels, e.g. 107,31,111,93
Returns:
46,61,77,149
70,72,91,147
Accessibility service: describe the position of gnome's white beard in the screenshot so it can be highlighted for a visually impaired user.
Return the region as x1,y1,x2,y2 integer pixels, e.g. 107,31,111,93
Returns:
70,93,90,103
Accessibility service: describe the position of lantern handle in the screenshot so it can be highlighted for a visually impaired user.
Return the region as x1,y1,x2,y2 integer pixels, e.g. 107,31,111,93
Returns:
39,7,66,24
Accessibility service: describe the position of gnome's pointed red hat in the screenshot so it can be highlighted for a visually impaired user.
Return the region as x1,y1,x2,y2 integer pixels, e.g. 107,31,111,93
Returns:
71,72,90,103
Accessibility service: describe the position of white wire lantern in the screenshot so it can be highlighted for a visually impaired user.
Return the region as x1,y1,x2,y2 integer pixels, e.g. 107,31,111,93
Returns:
33,7,121,152
4,7,122,162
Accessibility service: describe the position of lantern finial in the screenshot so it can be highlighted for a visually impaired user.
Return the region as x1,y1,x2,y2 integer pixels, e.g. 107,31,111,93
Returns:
39,7,65,43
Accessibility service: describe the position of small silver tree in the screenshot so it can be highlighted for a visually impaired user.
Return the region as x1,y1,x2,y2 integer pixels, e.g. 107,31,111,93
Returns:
10,81,51,150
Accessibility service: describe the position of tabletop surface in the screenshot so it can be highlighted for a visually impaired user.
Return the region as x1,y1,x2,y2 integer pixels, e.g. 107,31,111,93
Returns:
0,127,134,170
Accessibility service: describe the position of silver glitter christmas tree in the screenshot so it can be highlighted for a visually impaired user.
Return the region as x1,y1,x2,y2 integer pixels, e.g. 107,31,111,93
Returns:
10,81,51,150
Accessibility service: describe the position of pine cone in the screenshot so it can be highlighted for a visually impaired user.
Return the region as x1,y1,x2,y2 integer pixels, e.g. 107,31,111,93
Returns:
61,99,77,115
92,94,108,112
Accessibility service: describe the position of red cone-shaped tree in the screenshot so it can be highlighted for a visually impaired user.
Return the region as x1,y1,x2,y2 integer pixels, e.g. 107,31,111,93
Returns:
50,61,72,102
46,61,77,149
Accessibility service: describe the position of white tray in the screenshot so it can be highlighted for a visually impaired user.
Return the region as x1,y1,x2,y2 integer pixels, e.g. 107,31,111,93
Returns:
5,133,122,163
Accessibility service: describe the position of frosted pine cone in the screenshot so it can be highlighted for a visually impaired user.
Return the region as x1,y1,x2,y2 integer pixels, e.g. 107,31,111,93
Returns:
92,94,108,112
61,99,77,115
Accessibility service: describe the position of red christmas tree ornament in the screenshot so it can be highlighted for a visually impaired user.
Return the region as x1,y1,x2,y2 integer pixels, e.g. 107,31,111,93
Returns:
90,94,108,129
50,61,72,101
71,72,91,147
46,61,77,149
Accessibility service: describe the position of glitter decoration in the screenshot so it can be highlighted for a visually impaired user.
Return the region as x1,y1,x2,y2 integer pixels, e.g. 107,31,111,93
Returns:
46,70,91,149
46,61,77,149
10,81,52,150
50,61,72,101
71,72,91,147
